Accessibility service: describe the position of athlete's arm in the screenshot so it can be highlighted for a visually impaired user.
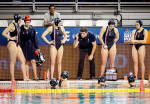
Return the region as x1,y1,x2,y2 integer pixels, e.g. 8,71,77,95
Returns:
99,26,106,45
114,28,119,43
61,26,67,44
73,33,79,48
88,41,96,61
134,29,148,44
2,23,15,40
131,30,136,44
41,26,52,44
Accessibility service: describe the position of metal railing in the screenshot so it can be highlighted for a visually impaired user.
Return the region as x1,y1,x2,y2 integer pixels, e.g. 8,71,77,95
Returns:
0,1,150,12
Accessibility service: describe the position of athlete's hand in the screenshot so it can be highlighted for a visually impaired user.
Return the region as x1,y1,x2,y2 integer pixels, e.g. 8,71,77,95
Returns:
48,40,54,44
114,39,117,43
10,36,17,40
88,55,93,61
103,44,108,49
131,40,136,44
36,49,40,52
61,40,65,44
75,33,79,41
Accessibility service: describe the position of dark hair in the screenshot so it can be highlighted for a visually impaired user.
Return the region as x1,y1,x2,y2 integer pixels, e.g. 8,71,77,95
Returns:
136,19,143,27
49,5,55,9
80,27,88,33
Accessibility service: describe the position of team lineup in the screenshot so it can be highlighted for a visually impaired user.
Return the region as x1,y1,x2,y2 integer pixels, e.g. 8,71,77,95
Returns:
1,14,148,85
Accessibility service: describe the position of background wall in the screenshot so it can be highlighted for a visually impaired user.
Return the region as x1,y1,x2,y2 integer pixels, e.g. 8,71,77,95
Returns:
0,45,150,80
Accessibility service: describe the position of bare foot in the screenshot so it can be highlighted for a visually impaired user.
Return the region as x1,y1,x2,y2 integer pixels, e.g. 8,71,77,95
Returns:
142,78,145,80
135,78,138,80
33,77,39,81
58,78,60,81
11,80,18,83
24,78,32,81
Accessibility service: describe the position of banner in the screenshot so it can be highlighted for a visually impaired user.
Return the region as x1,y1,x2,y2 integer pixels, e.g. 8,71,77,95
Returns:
0,27,150,46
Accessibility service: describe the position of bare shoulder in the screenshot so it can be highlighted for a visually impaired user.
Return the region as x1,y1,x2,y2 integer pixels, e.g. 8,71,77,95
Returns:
133,29,136,32
48,26,52,29
7,23,14,29
102,26,107,30
9,23,14,26
114,27,118,31
144,28,148,33
100,26,107,32
60,26,64,30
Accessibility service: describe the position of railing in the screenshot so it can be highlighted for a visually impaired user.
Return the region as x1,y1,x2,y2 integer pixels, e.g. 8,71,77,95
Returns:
0,1,150,12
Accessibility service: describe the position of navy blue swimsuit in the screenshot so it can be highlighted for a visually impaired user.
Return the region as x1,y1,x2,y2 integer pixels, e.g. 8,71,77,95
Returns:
9,23,20,46
50,26,63,50
134,29,145,51
20,25,39,61
103,26,115,50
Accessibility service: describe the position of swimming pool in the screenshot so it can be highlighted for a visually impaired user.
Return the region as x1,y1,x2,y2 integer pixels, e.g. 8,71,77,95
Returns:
0,80,149,104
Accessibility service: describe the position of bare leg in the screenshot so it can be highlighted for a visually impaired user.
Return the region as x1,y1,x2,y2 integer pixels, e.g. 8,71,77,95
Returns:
100,46,108,76
17,46,31,81
108,43,116,69
132,45,138,80
138,46,146,80
25,61,29,79
31,59,38,78
57,45,63,80
50,46,57,79
7,42,17,82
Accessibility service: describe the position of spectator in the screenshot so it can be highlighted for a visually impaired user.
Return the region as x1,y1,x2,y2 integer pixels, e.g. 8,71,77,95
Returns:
44,5,61,27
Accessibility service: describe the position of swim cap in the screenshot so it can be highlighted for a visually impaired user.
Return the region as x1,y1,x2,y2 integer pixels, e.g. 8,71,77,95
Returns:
128,75,136,83
14,14,21,23
136,19,142,27
54,18,61,26
50,78,58,86
61,71,69,79
24,15,31,22
98,76,105,83
108,18,115,25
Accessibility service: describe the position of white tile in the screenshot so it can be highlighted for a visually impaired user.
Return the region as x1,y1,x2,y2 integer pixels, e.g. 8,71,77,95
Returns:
121,13,128,16
72,15,79,19
122,20,129,25
60,15,66,19
83,15,92,19
129,20,135,25
141,15,148,19
129,15,135,19
143,20,148,25
78,15,86,19
135,13,142,19
65,15,73,19
122,15,129,19
102,15,110,18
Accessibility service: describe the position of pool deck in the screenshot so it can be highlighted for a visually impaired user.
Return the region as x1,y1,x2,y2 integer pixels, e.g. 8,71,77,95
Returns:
0,80,148,85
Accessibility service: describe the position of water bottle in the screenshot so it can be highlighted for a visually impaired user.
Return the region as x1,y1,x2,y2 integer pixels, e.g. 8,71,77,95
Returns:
113,70,117,80
106,70,109,80
47,69,50,81
129,71,132,76
109,70,112,80
124,74,127,80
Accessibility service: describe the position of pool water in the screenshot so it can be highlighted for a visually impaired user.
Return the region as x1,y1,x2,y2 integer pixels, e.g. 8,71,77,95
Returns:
0,84,150,104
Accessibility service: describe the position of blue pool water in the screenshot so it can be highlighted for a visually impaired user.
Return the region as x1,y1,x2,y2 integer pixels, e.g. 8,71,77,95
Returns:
0,84,150,104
